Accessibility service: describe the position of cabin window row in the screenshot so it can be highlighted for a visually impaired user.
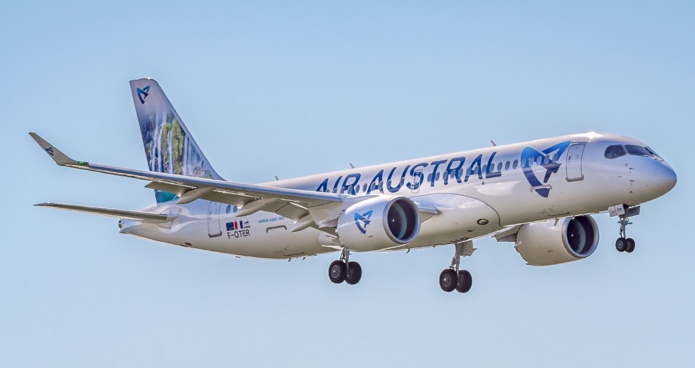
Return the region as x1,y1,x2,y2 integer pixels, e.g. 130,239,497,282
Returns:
327,154,561,195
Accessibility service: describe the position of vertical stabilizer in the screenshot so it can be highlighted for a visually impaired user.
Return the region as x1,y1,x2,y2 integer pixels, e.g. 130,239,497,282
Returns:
130,78,223,203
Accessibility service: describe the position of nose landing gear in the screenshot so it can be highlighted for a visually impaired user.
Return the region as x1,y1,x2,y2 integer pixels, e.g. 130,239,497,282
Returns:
439,241,475,293
615,216,636,253
610,205,640,253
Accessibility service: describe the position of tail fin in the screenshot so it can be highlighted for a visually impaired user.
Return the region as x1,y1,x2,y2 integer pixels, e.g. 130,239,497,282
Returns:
130,78,223,203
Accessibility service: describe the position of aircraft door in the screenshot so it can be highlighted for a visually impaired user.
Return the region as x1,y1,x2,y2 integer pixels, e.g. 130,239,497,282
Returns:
207,202,223,238
566,143,585,182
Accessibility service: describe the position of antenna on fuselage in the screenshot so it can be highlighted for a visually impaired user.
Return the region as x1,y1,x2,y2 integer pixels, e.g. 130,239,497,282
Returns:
275,176,279,181
349,163,355,169
491,140,497,146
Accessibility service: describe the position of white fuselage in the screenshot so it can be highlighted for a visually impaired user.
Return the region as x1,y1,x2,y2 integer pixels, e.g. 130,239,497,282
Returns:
120,132,676,259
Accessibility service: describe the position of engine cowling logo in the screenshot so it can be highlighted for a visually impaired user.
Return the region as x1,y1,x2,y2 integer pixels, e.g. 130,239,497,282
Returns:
354,210,373,234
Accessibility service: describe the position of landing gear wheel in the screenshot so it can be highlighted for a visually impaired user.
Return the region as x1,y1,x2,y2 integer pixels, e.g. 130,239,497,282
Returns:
345,261,362,285
456,270,473,293
328,260,347,284
439,269,458,292
615,237,627,252
625,238,636,253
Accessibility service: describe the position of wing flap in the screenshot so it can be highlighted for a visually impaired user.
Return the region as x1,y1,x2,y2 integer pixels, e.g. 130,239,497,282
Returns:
35,203,177,223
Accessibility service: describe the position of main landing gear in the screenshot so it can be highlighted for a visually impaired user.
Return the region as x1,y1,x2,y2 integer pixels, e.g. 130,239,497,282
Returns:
328,248,362,285
439,241,474,293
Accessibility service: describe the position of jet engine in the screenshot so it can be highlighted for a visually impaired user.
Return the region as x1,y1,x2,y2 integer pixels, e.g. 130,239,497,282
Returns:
336,196,420,252
515,215,599,266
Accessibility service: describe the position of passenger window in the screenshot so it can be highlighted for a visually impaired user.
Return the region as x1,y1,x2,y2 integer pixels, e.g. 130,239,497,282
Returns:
505,161,510,170
497,162,503,172
512,160,518,169
626,145,651,157
604,145,627,159
435,172,441,181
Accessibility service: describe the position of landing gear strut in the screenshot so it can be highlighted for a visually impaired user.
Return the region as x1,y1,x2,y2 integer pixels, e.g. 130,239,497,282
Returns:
615,214,636,253
439,241,474,293
328,248,362,285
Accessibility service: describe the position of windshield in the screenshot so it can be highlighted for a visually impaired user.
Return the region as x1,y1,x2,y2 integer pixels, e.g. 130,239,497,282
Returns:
625,145,652,157
605,144,661,160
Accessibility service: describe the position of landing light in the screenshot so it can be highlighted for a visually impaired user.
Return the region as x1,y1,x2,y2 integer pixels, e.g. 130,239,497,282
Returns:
477,219,489,225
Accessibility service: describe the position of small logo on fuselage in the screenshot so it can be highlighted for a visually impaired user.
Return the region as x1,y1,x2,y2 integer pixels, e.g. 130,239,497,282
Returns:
354,210,373,234
44,147,54,156
137,86,150,104
521,141,571,198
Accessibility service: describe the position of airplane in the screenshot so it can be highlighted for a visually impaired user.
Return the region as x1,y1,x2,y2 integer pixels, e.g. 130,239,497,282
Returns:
30,78,677,294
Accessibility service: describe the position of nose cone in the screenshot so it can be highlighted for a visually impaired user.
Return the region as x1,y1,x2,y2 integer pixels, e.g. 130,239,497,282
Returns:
643,161,678,198
624,158,677,203
656,162,677,195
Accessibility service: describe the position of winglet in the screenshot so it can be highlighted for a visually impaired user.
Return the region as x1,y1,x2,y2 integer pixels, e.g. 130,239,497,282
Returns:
29,132,79,166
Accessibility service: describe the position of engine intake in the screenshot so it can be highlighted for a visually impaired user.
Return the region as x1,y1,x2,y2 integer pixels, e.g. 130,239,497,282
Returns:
337,196,420,252
515,215,599,266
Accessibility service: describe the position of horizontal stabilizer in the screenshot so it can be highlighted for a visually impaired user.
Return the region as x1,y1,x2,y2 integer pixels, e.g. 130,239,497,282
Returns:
35,202,177,223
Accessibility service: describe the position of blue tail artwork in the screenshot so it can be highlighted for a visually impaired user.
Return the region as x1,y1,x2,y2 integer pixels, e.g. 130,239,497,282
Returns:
129,78,223,203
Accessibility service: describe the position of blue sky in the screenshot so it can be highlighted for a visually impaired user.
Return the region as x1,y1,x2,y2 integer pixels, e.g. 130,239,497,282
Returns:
1,1,694,367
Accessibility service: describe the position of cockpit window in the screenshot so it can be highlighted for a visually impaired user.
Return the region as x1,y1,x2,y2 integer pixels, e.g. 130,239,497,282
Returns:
646,147,662,160
625,145,652,157
604,145,627,159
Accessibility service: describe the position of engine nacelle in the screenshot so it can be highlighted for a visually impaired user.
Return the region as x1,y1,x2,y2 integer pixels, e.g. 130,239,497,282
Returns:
336,196,420,252
515,215,599,266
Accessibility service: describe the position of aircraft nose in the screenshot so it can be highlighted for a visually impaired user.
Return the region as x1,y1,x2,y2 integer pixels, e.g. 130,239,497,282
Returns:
647,161,677,197
657,162,677,194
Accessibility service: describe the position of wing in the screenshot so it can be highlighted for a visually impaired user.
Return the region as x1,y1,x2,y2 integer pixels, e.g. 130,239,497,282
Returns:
30,132,342,221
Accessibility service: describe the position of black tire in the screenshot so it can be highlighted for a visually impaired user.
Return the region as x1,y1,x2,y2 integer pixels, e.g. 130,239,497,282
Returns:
625,238,636,253
345,261,362,285
439,269,458,292
328,260,347,284
456,270,473,293
615,237,627,252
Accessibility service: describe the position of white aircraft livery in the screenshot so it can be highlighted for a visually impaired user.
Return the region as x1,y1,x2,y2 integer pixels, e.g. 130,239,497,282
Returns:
31,78,677,293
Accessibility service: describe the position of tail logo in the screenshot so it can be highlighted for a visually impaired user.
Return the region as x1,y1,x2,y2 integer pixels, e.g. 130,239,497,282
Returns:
44,147,54,156
520,141,571,198
137,86,150,104
354,210,373,234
